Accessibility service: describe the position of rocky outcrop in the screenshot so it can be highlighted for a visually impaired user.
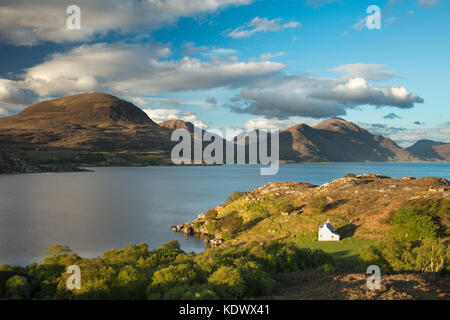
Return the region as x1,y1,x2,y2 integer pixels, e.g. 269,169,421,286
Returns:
0,152,42,173
0,152,90,174
171,221,225,247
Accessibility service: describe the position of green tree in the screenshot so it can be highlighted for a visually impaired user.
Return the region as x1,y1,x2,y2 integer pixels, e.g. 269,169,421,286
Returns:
208,266,245,299
43,245,80,265
205,209,218,220
391,209,439,241
413,239,448,273
225,191,247,204
6,275,30,299
151,263,199,290
216,211,243,234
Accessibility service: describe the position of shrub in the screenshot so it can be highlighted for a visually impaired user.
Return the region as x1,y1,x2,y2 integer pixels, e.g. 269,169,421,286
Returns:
43,245,80,266
194,249,235,274
216,211,243,234
208,266,245,299
205,221,218,234
151,263,199,290
309,196,329,213
359,237,449,273
160,240,181,251
378,238,415,272
317,263,336,273
390,208,439,241
1,240,336,300
205,209,218,220
413,239,448,273
359,244,391,273
233,258,276,297
193,221,202,231
6,276,30,299
225,191,247,204
247,242,333,273
402,198,449,217
344,173,358,178
279,202,294,214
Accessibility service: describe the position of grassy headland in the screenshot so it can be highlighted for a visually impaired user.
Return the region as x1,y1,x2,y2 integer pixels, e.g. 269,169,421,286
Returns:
1,174,448,300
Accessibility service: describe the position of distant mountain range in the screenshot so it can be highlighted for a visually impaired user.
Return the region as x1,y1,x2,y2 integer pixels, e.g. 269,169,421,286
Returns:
0,93,449,163
235,118,418,162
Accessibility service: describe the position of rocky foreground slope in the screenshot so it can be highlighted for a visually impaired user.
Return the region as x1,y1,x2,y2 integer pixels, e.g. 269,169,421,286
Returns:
264,270,449,300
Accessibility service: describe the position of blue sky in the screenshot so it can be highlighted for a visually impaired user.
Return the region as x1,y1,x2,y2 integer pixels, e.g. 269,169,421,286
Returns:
0,0,448,146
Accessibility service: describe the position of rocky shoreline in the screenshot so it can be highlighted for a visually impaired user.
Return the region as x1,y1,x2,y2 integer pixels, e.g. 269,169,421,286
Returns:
0,152,91,174
171,222,225,247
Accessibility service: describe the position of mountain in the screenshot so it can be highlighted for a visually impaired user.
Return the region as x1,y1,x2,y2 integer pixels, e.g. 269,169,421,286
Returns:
0,93,173,152
236,117,417,162
279,117,416,162
0,93,447,166
406,139,450,161
159,119,232,163
159,120,196,132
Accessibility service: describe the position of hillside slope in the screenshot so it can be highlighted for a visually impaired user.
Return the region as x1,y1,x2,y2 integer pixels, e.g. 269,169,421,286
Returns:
0,93,173,152
239,118,418,162
176,174,449,245
406,139,450,161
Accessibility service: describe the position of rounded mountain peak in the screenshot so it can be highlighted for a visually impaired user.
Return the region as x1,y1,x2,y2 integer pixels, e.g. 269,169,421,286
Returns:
16,93,156,126
159,120,195,132
313,117,364,133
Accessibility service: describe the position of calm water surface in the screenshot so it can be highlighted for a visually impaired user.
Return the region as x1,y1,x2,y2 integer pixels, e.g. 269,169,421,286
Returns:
1,162,449,265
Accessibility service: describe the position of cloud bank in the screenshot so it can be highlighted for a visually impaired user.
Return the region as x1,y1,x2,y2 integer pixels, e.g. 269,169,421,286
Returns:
227,65,424,119
0,0,253,45
143,107,207,128
10,42,284,97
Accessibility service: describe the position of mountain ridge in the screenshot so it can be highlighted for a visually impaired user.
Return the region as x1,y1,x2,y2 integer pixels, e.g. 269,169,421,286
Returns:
0,93,449,164
406,139,450,161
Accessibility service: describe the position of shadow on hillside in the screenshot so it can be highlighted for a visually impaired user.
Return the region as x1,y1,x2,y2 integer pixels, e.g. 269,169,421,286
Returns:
323,199,349,213
329,250,360,271
244,214,270,230
336,223,358,239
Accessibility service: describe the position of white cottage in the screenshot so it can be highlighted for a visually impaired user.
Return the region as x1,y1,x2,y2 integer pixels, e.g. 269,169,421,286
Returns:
318,219,340,241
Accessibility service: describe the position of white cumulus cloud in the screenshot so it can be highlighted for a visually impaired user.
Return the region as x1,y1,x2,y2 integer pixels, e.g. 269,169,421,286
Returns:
330,63,394,81
244,118,307,131
227,64,424,118
143,107,207,128
14,42,285,97
0,79,34,107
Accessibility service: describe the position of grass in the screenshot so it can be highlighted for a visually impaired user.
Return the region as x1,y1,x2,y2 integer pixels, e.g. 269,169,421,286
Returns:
294,234,377,271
